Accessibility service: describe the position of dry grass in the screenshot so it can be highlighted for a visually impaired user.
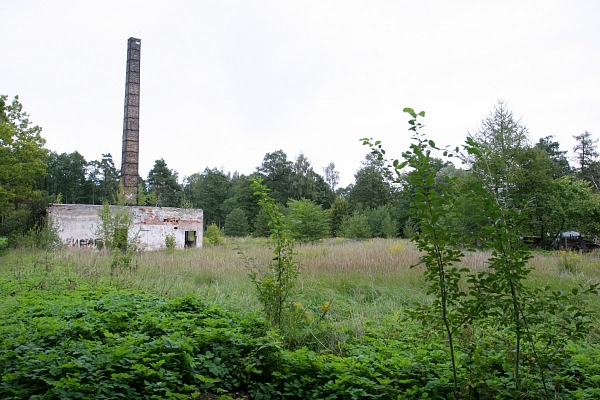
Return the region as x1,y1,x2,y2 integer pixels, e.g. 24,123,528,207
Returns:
3,239,600,326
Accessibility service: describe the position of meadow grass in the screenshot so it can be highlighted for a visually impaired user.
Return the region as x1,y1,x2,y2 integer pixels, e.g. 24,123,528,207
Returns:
3,238,600,326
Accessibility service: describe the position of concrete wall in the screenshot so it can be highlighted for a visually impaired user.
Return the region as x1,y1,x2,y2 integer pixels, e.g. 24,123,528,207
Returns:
48,204,203,251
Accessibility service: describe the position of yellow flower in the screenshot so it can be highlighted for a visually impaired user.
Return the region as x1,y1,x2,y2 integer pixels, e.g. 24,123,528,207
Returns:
319,301,331,314
304,311,312,323
293,301,303,309
388,243,405,253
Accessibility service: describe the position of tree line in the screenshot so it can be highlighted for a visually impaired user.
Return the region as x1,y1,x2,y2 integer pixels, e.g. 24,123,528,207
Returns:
1,94,599,246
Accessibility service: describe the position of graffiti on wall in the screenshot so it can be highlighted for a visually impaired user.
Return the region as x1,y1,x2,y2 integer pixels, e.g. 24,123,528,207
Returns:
65,238,98,248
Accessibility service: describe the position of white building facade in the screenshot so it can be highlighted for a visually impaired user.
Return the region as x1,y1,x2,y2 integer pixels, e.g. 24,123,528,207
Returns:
48,204,203,251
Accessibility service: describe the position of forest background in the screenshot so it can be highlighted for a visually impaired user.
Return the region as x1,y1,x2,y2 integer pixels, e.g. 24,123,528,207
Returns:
1,93,600,248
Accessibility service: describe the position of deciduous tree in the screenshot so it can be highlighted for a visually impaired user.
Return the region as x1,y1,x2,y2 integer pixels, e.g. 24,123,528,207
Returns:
256,150,294,205
572,130,600,190
0,95,48,238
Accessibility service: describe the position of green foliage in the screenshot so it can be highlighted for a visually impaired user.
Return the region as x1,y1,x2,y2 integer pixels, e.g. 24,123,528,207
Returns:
147,158,182,207
4,285,600,399
219,174,261,233
2,242,600,398
573,130,600,188
364,107,467,394
204,223,225,246
347,156,391,211
0,95,48,239
464,130,597,395
0,290,280,399
242,178,301,331
165,234,176,251
224,208,249,237
95,202,134,252
328,196,349,237
341,211,372,239
42,150,88,204
535,135,572,179
136,180,148,206
184,168,230,226
363,204,398,238
13,215,62,251
253,203,286,238
256,150,294,205
363,106,600,398
286,199,330,243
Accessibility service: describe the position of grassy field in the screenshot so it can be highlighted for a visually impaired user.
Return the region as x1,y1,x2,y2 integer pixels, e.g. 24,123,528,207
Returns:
2,238,599,343
2,238,600,398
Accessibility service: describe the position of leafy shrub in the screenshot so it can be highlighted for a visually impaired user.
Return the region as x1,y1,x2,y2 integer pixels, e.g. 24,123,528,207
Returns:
242,178,301,331
0,290,280,399
0,236,7,255
363,204,398,238
95,202,134,251
328,196,350,237
8,214,61,250
204,223,224,246
341,211,371,239
286,199,330,243
2,286,600,399
165,234,176,251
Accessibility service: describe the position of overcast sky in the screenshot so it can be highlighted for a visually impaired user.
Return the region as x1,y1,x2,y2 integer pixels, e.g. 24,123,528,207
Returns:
2,1,599,188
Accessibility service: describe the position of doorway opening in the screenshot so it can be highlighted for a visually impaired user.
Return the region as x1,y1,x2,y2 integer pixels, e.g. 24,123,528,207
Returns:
185,231,197,248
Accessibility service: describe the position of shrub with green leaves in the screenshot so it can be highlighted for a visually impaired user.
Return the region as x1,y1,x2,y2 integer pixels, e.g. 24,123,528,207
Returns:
362,107,599,398
204,223,224,246
95,202,134,252
286,199,330,243
0,289,280,399
165,234,176,251
240,178,301,331
1,274,600,398
341,211,372,239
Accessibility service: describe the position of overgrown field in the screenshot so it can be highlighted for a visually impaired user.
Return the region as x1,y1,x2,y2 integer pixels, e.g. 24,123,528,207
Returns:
2,239,600,398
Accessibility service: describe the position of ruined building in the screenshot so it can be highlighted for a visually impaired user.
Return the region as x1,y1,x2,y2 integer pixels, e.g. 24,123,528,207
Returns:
48,38,203,250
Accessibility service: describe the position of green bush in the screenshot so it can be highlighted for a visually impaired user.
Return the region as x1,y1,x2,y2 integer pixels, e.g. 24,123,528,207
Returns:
286,199,330,243
204,223,224,246
2,287,600,399
341,211,371,239
165,234,176,251
0,289,279,399
363,204,398,238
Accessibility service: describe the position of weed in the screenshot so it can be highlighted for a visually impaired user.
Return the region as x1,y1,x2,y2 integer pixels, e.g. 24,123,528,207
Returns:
556,250,581,274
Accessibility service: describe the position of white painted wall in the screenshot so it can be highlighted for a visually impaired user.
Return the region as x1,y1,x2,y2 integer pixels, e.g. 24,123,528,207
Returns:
48,204,203,251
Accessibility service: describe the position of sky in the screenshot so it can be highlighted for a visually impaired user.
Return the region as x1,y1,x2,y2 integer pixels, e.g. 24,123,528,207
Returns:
2,1,599,188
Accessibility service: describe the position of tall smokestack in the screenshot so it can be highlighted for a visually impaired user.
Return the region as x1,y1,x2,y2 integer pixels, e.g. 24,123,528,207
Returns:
121,37,141,205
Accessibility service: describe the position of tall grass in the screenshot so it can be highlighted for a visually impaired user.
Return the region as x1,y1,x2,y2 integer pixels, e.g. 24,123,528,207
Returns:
2,238,600,346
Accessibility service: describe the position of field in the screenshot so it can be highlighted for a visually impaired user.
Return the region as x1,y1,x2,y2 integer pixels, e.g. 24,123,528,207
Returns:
2,238,600,398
